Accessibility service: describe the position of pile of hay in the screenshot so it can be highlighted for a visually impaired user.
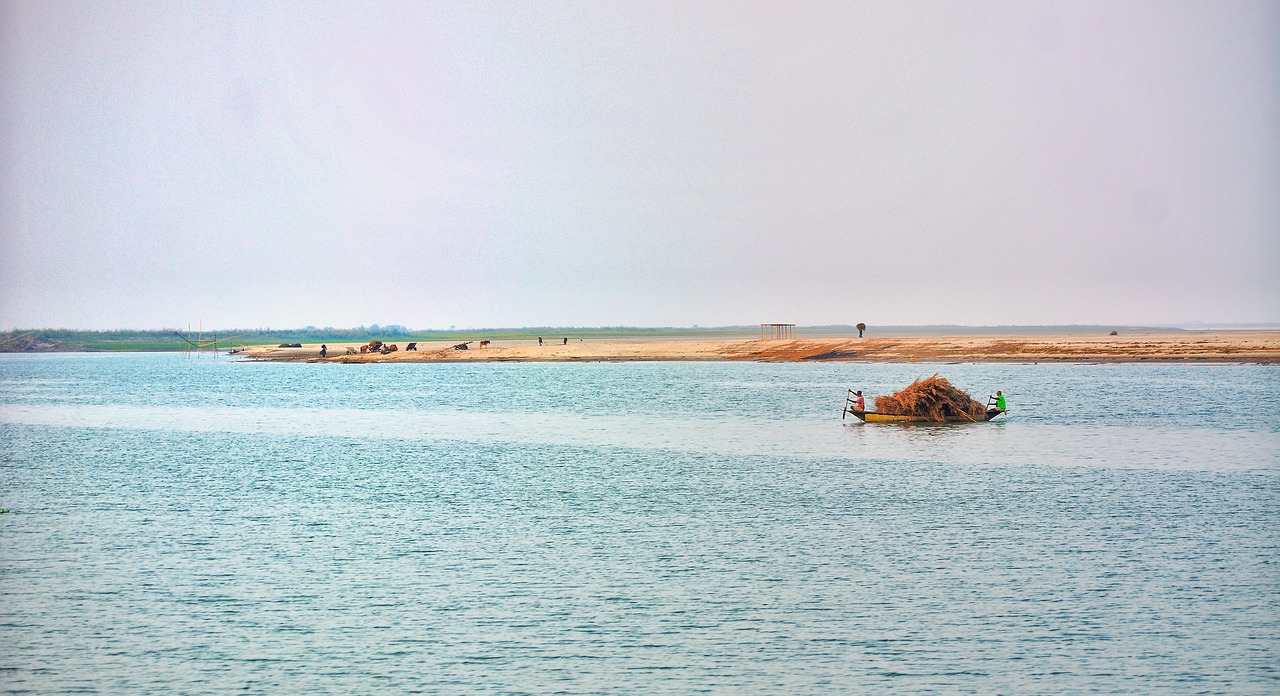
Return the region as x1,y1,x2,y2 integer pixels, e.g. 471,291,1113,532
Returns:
875,374,987,422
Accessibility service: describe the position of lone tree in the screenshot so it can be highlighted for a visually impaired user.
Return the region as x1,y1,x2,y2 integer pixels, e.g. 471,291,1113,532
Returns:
856,323,866,338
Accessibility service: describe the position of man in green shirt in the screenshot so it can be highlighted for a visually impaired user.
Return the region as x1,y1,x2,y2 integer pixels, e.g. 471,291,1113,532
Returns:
992,390,1007,411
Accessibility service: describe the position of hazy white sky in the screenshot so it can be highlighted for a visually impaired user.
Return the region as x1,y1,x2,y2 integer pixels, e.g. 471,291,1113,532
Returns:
2,0,1277,330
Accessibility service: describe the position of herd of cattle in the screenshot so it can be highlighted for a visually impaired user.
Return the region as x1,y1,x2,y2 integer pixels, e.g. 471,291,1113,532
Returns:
341,339,493,355
345,340,401,355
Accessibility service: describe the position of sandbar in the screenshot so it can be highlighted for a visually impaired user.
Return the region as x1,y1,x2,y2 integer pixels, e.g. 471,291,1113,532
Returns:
239,331,1280,364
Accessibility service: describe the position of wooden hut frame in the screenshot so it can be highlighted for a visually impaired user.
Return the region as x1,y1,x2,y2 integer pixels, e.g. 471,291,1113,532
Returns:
760,323,796,340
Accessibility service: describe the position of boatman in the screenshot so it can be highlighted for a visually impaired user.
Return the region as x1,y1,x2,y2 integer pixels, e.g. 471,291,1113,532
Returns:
852,390,865,411
992,390,1006,411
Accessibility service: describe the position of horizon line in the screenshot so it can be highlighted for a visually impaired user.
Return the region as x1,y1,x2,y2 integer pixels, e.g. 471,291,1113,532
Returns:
6,322,1280,334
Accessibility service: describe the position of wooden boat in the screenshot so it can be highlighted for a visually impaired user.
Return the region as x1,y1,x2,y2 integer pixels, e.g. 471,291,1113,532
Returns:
842,386,1006,423
844,408,1004,423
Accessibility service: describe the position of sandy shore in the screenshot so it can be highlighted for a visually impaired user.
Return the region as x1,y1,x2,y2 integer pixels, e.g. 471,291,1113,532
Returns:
239,331,1280,364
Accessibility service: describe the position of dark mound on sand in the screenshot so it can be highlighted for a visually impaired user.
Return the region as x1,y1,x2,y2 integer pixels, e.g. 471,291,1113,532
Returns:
804,349,858,360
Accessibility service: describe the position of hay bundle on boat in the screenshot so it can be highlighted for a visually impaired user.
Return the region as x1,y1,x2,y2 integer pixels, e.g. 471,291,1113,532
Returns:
875,374,987,422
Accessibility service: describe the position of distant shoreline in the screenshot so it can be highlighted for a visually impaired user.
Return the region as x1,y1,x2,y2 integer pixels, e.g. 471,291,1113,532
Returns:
8,325,1279,353
237,331,1280,365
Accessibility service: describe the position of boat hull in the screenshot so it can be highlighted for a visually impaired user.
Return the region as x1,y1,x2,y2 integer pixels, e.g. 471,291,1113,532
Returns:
847,409,1004,423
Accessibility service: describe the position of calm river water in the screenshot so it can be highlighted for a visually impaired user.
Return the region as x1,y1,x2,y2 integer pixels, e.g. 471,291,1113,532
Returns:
1,353,1277,693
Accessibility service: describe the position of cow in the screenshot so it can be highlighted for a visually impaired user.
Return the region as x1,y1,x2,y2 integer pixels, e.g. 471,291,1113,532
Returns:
479,340,491,348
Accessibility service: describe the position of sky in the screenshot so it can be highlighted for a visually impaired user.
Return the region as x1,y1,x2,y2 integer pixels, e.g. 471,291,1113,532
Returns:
1,0,1277,330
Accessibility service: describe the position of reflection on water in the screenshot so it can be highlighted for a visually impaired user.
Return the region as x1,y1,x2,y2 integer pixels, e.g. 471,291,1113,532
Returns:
1,354,1278,694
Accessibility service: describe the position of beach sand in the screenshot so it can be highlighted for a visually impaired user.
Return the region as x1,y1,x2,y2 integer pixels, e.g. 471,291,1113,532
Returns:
240,331,1280,364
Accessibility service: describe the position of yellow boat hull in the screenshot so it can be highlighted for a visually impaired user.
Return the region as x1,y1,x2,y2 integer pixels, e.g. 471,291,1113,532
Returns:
846,409,1004,423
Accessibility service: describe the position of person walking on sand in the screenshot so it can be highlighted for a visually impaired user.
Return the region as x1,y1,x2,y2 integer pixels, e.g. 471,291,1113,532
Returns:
563,337,568,345
538,337,543,346
320,344,327,358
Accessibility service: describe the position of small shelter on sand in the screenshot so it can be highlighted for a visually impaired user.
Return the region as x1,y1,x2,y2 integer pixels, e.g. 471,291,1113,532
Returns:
760,323,796,340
